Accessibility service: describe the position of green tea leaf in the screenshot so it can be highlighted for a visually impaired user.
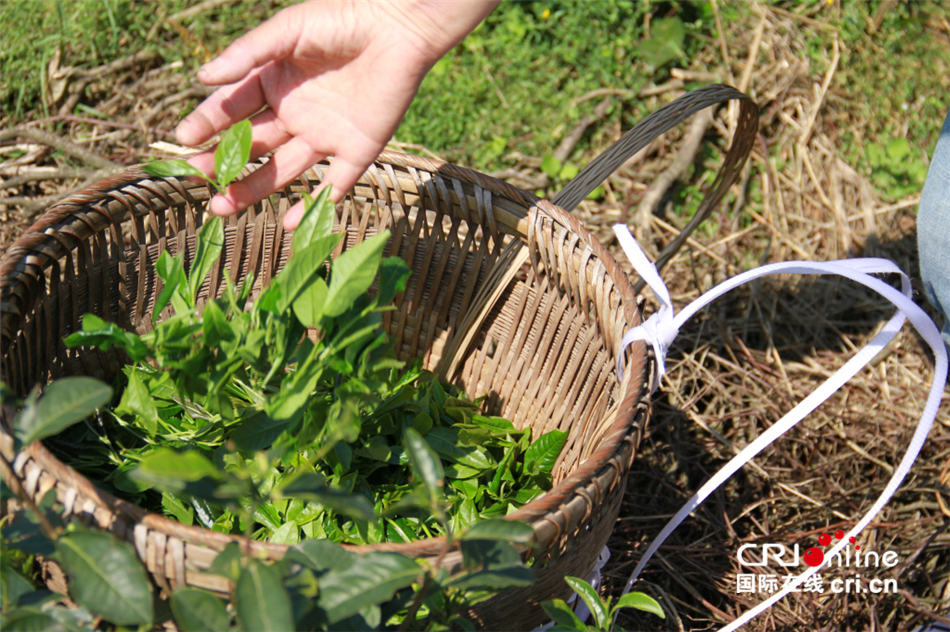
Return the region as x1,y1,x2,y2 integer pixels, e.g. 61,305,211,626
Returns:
161,492,194,526
114,369,159,436
323,231,390,318
615,591,665,619
376,257,412,306
1,563,35,610
3,512,56,556
201,299,233,349
230,410,290,452
1,609,69,632
170,588,230,632
56,531,153,627
318,552,420,624
471,414,516,431
270,522,300,545
403,428,444,504
129,449,225,501
63,314,148,361
154,251,188,317
449,565,535,591
461,518,534,543
294,187,336,252
207,543,242,582
425,427,495,470
278,472,375,522
15,377,112,445
286,539,356,573
235,559,294,632
215,120,252,190
524,429,567,475
275,233,343,317
142,159,210,183
187,216,224,302
563,576,608,631
542,599,586,630
292,277,328,328
459,537,522,570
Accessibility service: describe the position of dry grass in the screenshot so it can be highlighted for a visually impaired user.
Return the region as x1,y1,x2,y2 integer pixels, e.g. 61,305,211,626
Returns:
2,3,949,632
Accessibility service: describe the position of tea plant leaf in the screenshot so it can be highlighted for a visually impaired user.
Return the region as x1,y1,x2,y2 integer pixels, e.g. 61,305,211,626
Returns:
376,257,412,306
154,251,188,316
15,377,112,445
542,599,587,630
449,565,535,591
1,608,69,632
3,511,56,556
235,559,294,632
461,518,534,543
142,159,210,182
186,216,224,302
275,233,343,319
323,231,390,318
170,588,230,632
1,563,34,610
286,539,356,573
63,314,148,361
403,428,444,504
161,493,194,526
563,576,608,631
114,369,159,436
278,472,375,522
318,552,421,624
294,187,336,251
292,277,328,329
614,591,665,619
56,531,153,627
207,543,242,582
425,427,495,470
129,449,225,501
215,119,252,190
230,410,290,452
524,429,567,475
270,521,299,545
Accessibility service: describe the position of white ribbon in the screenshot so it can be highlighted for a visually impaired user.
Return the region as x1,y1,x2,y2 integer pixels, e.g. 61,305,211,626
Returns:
613,223,948,631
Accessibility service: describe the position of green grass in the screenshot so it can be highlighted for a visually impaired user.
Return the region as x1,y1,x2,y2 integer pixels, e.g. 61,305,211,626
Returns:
829,1,950,200
0,0,293,120
4,0,949,204
398,1,714,171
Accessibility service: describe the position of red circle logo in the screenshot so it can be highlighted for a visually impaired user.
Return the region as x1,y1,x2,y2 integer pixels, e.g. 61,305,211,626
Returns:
803,547,825,567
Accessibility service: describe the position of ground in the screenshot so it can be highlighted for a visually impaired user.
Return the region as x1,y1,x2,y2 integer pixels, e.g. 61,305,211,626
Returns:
2,1,949,630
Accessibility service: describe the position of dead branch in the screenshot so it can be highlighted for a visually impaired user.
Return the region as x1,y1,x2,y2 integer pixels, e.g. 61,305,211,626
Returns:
0,127,117,169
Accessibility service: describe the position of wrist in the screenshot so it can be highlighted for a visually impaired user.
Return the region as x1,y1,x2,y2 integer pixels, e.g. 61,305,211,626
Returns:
376,0,500,65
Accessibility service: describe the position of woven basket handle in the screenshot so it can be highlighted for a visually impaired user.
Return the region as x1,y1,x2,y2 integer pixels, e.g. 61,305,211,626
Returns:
553,84,758,279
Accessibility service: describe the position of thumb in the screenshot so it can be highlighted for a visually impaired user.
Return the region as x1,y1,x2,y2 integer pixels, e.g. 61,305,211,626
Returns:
197,6,304,85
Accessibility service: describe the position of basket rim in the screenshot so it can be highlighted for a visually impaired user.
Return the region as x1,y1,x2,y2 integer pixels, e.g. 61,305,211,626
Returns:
0,150,651,563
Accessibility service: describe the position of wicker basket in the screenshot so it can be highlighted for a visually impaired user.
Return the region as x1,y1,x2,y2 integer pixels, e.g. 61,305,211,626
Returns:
0,85,757,630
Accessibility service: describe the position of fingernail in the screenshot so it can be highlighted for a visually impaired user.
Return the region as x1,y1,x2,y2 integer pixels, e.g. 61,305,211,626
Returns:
197,61,217,81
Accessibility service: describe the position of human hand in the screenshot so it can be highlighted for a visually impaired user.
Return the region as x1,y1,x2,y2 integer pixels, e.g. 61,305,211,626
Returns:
175,0,498,230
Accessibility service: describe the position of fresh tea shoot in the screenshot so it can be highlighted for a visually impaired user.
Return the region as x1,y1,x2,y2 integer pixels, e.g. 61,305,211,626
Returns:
60,184,567,547
141,119,252,192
